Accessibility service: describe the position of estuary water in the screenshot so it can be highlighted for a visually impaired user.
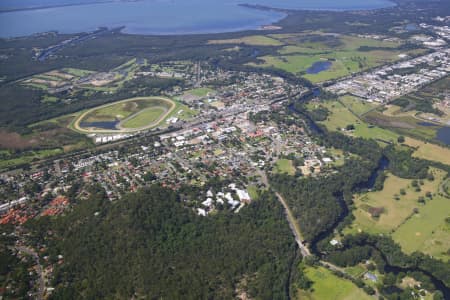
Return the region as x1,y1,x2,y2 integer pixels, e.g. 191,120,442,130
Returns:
0,0,395,38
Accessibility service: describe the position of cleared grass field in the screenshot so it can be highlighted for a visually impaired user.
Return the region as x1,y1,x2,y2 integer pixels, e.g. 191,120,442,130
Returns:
344,265,366,278
121,107,165,128
298,266,371,300
404,137,450,166
382,104,404,116
312,100,359,130
247,185,260,200
339,95,379,116
345,168,445,235
0,148,63,170
83,101,139,122
166,101,198,122
186,87,215,97
273,159,295,175
316,100,399,142
248,33,424,83
392,195,450,261
354,124,399,142
63,68,94,77
363,110,440,141
257,55,319,73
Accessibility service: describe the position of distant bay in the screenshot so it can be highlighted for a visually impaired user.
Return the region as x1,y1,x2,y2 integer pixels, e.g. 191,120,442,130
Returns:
0,0,395,38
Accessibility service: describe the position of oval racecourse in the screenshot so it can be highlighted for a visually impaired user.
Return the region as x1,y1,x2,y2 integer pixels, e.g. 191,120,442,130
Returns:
73,97,176,134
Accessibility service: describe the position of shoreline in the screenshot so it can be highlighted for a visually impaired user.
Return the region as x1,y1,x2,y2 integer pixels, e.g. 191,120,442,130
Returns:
0,0,142,13
0,0,397,39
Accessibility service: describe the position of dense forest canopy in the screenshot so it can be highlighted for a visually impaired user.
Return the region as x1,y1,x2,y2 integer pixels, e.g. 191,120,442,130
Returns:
27,185,296,299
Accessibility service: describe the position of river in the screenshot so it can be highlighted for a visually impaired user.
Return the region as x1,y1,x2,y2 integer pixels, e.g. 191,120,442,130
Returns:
289,96,449,296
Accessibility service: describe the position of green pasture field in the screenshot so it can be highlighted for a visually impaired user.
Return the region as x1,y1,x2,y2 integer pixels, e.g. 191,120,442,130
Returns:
298,266,371,300
382,104,404,116
345,168,446,235
249,33,423,83
0,148,63,170
339,95,379,116
404,137,450,166
363,110,440,141
315,100,399,143
309,100,359,130
257,49,408,83
392,195,450,261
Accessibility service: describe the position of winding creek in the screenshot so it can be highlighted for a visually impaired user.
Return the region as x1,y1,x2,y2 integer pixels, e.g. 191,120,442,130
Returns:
288,96,450,297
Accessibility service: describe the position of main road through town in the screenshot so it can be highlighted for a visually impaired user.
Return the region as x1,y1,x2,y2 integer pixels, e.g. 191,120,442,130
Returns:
257,170,311,257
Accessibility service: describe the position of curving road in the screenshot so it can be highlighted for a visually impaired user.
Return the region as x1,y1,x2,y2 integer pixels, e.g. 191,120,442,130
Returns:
258,170,311,257
274,191,311,257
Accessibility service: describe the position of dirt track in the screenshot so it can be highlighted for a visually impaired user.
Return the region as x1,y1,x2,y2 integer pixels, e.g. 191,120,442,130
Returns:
72,96,176,134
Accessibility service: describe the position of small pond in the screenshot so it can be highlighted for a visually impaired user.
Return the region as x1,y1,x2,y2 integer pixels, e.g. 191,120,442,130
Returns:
306,61,332,74
417,122,438,127
79,121,119,130
436,127,450,145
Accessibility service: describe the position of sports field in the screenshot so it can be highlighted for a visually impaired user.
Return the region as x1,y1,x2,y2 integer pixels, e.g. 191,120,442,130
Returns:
273,159,296,175
73,97,176,133
186,87,215,97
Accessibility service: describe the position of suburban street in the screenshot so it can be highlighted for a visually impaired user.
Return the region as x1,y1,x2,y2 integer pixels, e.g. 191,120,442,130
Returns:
16,246,45,300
